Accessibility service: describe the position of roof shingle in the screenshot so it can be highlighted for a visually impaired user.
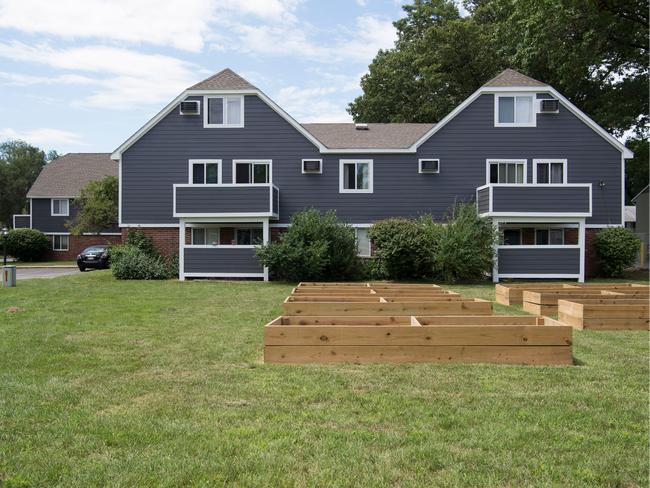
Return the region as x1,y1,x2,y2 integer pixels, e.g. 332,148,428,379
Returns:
27,153,117,198
188,68,258,91
483,69,547,87
301,123,436,149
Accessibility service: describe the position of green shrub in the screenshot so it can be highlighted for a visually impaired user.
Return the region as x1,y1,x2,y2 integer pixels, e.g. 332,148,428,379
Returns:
367,218,432,280
5,228,50,262
593,227,642,277
110,227,177,280
254,208,361,282
425,203,500,283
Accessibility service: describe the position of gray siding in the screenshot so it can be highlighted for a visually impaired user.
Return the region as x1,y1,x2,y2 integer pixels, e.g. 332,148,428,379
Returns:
31,198,120,234
477,188,490,213
498,248,581,274
492,186,590,214
184,248,263,274
176,186,271,214
13,215,30,229
122,92,622,226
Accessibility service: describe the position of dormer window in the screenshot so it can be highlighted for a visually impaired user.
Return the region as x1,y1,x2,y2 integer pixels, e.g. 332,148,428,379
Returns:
204,96,244,128
495,94,535,127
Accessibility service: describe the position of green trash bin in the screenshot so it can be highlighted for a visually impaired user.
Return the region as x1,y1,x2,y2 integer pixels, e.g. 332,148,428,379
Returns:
2,265,16,287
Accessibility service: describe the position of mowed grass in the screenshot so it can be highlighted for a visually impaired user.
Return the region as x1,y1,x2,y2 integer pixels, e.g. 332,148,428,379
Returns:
0,273,647,487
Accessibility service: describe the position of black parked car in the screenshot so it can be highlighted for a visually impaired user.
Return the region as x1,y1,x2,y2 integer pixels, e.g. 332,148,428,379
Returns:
77,246,111,271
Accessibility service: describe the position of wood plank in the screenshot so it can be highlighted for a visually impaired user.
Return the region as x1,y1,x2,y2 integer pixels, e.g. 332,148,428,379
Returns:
264,345,573,365
279,316,413,326
283,300,493,316
559,313,649,331
264,324,572,346
522,302,555,315
416,315,540,325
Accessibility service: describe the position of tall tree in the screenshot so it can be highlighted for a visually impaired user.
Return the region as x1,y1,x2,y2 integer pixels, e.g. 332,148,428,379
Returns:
0,140,50,229
348,0,648,138
65,176,119,236
625,137,649,204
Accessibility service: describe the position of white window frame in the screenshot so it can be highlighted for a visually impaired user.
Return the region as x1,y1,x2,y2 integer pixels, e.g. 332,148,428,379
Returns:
419,159,440,174
486,159,527,185
355,227,372,257
52,234,68,251
189,159,222,185
232,160,272,185
234,226,264,247
189,227,220,246
302,159,323,174
51,199,69,216
203,95,244,128
339,159,373,194
533,159,567,185
494,93,536,127
535,228,565,245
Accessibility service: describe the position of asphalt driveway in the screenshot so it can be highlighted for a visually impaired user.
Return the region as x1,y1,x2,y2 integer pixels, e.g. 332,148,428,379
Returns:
14,267,83,280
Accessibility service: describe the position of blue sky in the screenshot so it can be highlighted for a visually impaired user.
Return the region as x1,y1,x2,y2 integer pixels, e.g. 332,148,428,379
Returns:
0,0,466,156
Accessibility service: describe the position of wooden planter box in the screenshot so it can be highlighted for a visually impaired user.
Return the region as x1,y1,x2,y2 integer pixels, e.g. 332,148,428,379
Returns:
264,315,573,365
496,283,648,306
522,290,649,315
558,299,650,330
283,296,492,316
291,288,460,298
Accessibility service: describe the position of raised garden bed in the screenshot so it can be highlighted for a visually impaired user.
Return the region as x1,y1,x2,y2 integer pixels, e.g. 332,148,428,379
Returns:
522,289,649,315
558,299,650,330
496,283,647,306
264,315,573,365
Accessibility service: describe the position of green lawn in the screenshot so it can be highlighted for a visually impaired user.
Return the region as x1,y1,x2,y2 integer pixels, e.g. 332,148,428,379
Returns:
0,272,647,487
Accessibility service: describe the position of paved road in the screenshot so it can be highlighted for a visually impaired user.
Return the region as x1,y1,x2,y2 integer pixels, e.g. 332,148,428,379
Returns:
14,267,84,280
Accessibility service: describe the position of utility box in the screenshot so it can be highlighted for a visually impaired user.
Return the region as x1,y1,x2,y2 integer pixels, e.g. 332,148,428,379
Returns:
2,265,16,287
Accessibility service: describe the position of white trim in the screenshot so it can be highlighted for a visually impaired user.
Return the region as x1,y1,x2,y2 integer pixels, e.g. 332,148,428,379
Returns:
488,212,592,217
498,223,578,229
52,234,69,251
339,159,373,193
494,93,537,127
12,214,31,229
189,159,222,185
232,160,272,184
179,220,185,280
486,160,527,185
118,155,123,226
203,95,244,128
496,244,579,250
532,159,568,184
498,274,581,280
183,272,266,278
51,198,69,217
585,223,623,228
180,98,200,116
175,212,277,219
119,223,179,228
621,153,626,228
419,159,440,174
302,159,323,174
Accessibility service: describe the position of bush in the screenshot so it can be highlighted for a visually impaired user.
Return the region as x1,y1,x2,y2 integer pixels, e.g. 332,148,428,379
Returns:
254,208,361,282
110,227,177,280
367,218,432,280
5,228,50,262
593,227,642,277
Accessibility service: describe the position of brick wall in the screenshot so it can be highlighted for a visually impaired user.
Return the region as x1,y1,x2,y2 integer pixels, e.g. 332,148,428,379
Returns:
220,227,235,245
585,228,603,277
522,228,535,245
564,228,579,245
40,234,122,262
121,227,179,256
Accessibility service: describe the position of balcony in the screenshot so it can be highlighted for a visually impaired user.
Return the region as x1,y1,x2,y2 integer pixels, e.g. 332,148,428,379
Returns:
477,184,591,217
174,183,279,218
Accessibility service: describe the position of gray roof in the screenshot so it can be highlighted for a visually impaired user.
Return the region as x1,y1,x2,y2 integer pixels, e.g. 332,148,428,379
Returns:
27,153,117,198
483,69,548,88
188,68,258,91
301,123,436,149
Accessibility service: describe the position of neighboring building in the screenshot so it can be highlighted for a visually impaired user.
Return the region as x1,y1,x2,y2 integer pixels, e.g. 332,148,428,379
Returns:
13,153,122,261
110,68,633,282
632,185,649,268
625,206,636,230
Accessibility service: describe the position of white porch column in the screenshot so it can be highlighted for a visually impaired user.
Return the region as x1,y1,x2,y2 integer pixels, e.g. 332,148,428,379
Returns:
492,218,500,283
179,220,186,281
263,218,269,282
578,218,586,283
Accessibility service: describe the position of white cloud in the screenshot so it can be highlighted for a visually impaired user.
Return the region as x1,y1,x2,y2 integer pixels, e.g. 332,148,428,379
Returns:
0,42,206,109
0,127,90,146
356,0,367,6
0,0,308,52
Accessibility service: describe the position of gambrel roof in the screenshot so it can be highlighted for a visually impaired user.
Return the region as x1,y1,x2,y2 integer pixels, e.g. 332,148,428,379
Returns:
27,153,117,198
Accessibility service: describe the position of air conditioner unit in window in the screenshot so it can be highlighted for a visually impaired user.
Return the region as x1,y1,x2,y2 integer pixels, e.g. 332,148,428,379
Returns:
180,100,200,114
302,160,321,173
420,159,439,173
540,99,559,112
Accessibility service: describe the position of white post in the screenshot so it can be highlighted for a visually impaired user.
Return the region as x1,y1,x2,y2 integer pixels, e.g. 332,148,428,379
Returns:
263,218,269,282
578,218,586,283
179,220,185,281
492,218,500,283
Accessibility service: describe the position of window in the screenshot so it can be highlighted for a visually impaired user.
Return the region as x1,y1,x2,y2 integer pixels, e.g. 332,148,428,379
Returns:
340,160,373,193
503,229,522,246
536,229,564,245
495,94,535,126
234,161,270,184
191,228,219,246
204,96,243,128
53,235,68,251
236,228,263,245
488,160,526,184
52,199,69,216
356,228,371,257
534,159,566,184
190,160,221,184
